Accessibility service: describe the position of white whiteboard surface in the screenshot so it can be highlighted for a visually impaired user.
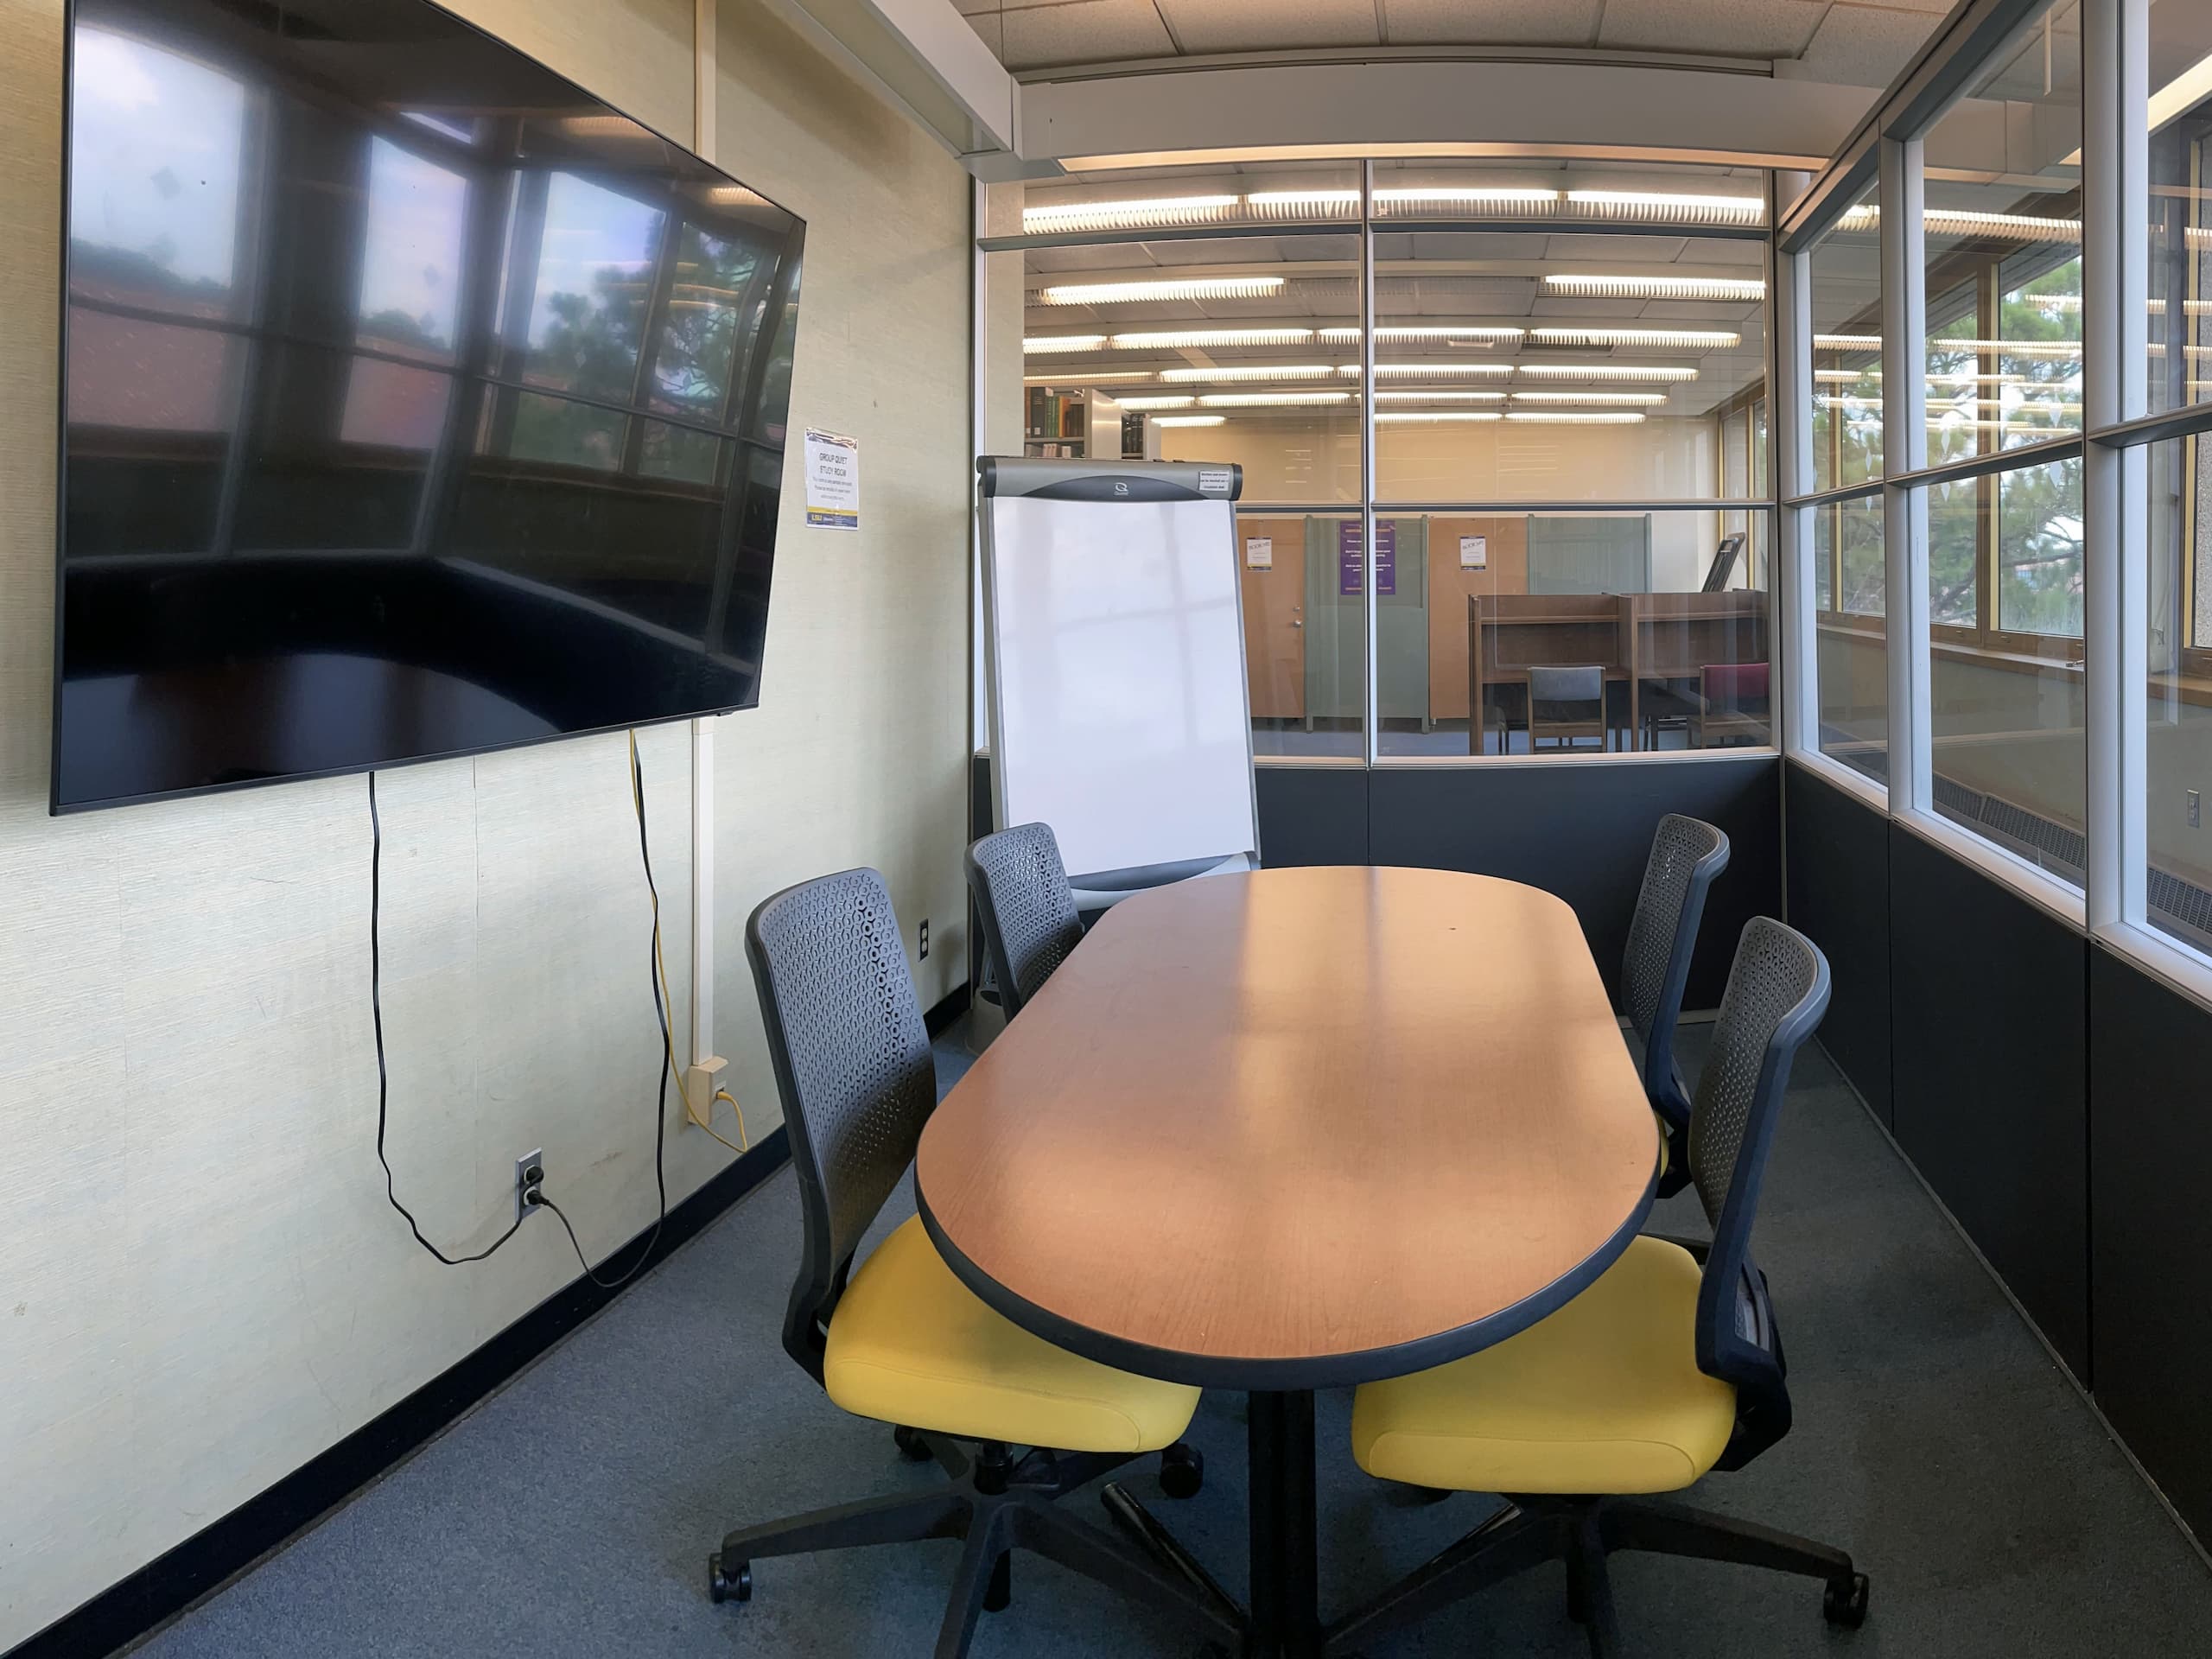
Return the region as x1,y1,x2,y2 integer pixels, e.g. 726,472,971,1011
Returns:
985,494,1258,881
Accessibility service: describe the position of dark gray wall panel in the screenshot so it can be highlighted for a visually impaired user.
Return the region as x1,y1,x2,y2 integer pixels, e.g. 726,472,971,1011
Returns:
1888,823,2088,1381
1784,762,1893,1124
1367,756,1781,1010
2088,944,2212,1539
1256,765,1370,867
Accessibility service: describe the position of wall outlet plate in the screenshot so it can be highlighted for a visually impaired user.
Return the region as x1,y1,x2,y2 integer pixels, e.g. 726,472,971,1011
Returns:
2190,790,2202,830
919,918,930,958
515,1149,544,1225
683,1056,728,1126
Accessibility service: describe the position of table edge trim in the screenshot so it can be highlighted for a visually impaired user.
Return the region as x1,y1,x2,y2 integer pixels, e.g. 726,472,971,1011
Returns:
913,1158,1662,1391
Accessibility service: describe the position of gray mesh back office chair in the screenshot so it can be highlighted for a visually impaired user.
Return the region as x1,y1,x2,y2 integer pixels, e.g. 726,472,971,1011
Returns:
713,869,1229,1657
1332,918,1864,1657
966,823,1084,1020
1623,814,1731,1197
1528,664,1609,752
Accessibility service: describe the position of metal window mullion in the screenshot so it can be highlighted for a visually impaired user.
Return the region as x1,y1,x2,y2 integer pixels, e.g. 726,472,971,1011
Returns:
1361,159,1379,767
1779,238,1819,758
2085,0,2152,931
1881,136,1932,813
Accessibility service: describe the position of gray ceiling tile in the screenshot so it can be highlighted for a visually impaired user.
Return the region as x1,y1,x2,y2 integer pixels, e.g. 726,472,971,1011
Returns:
970,0,1178,71
1789,4,1947,90
1598,0,1824,60
1157,0,1383,54
1381,0,1604,48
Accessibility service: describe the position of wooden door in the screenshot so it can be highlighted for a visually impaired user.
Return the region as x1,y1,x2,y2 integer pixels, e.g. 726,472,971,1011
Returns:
1238,517,1306,718
1428,515,1529,721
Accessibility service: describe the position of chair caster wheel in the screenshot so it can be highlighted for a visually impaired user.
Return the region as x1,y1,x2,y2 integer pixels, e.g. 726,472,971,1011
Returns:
1159,1441,1204,1499
708,1554,752,1605
1822,1571,1868,1629
893,1424,933,1462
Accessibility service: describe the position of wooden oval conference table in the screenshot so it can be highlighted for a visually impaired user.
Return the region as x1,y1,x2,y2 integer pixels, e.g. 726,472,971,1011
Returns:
916,864,1660,1659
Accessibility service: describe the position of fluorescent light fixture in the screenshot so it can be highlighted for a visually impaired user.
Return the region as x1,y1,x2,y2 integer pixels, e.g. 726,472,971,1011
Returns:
1024,335,1108,353
1375,187,1560,207
1815,334,1882,351
558,115,642,138
1021,194,1238,232
1936,397,2083,415
707,184,772,209
1929,336,2082,359
1317,326,1526,342
1815,368,1879,383
1197,391,1354,406
1513,363,1699,382
1504,410,1648,423
1159,364,1337,382
1926,416,2082,434
1926,208,2082,243
1153,414,1227,426
1349,362,1480,378
2055,54,2212,168
1117,396,1197,410
1541,274,1765,302
1529,326,1740,349
1511,390,1669,406
1038,276,1286,305
2151,53,2212,134
1370,389,1510,402
1373,411,1504,422
1113,327,1316,348
1245,188,1359,211
1840,204,2081,242
1352,361,1516,378
1022,371,1154,385
1564,189,1764,222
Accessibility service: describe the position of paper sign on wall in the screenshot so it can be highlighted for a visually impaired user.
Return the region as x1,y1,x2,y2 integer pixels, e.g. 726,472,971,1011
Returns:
1338,519,1395,596
1244,536,1274,569
804,429,859,530
1459,534,1488,570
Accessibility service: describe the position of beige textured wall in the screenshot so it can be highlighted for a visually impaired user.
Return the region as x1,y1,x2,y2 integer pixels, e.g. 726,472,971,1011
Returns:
0,0,971,1645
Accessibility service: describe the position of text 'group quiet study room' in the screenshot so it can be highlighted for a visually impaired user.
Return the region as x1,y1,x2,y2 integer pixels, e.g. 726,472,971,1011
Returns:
11,1,2212,1656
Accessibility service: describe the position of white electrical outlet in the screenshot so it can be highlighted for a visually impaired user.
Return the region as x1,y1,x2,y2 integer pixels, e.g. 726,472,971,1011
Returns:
683,1056,729,1126
515,1149,544,1224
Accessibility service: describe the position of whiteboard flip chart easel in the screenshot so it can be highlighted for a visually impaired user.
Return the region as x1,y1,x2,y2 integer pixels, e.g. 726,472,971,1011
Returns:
977,457,1259,906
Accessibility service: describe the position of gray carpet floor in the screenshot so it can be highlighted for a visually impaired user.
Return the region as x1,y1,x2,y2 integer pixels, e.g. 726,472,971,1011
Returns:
132,1022,2212,1658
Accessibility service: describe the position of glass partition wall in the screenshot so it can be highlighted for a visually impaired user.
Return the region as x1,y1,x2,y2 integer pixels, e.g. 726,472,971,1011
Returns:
1777,0,2212,982
993,158,1777,763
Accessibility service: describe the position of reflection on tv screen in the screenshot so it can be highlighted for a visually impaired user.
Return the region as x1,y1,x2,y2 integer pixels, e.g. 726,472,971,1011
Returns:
56,0,805,810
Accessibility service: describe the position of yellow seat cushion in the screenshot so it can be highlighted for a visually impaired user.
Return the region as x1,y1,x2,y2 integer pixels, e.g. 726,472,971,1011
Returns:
823,1216,1200,1455
1351,1236,1736,1497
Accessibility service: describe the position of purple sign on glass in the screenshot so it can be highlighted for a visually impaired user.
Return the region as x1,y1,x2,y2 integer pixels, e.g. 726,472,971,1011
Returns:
1338,519,1395,597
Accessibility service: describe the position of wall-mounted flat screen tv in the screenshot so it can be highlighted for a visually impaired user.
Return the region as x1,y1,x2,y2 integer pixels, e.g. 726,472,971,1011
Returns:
54,0,804,810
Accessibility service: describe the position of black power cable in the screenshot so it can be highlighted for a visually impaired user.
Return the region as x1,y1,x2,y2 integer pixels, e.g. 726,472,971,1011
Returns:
367,740,672,1283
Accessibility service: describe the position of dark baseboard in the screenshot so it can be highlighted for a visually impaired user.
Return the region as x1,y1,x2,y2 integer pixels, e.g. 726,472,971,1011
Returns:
10,1123,794,1659
925,982,970,1039
12,985,971,1659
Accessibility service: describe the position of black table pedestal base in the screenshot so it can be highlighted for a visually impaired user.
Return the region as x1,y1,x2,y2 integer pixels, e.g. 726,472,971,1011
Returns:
1245,1389,1322,1659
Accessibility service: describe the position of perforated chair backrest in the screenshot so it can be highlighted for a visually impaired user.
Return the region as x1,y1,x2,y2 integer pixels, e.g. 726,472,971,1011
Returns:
1527,664,1604,711
1621,814,1730,1125
1685,916,1831,1467
966,823,1084,1019
746,868,937,1383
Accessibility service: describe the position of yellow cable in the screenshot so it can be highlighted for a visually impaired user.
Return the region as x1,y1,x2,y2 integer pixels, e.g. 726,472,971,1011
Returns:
632,730,750,1157
714,1086,751,1153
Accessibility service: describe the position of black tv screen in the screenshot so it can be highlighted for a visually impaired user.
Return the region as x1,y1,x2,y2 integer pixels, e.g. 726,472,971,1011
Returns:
54,0,804,810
